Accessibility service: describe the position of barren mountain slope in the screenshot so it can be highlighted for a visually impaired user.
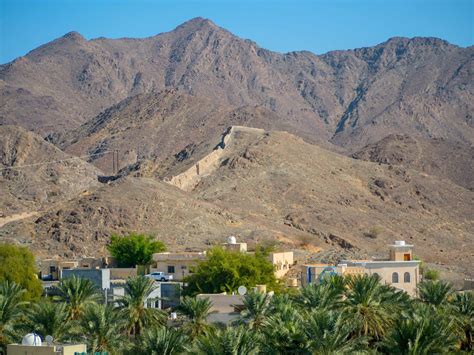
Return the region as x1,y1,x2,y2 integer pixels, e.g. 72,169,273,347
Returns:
0,177,321,259
353,134,474,190
57,90,309,173
1,18,472,149
0,125,100,215
162,128,473,279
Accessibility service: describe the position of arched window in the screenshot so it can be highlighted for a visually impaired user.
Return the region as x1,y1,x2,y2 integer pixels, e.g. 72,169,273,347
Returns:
404,272,411,283
373,272,379,279
392,272,399,283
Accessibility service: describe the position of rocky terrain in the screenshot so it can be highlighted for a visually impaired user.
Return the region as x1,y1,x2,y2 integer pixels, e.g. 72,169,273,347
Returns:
0,18,472,283
0,126,100,215
1,18,472,147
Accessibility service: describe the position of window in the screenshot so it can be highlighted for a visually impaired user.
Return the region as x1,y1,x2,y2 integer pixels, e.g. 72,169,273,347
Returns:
373,272,379,279
404,253,411,261
167,265,175,273
404,272,411,283
392,272,399,283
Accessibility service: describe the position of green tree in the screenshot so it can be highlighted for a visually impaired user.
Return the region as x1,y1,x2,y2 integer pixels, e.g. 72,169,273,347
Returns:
0,281,27,351
260,302,310,354
107,233,165,268
305,309,368,354
418,280,452,307
79,303,127,354
116,276,166,337
184,247,279,296
176,296,214,339
382,303,457,354
195,326,260,355
132,327,189,355
450,291,474,351
342,274,409,341
54,275,101,320
236,291,271,330
423,269,440,281
294,281,344,311
0,243,42,300
23,300,75,342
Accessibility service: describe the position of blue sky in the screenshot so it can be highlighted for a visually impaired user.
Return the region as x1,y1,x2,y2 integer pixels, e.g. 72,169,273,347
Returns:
0,0,472,63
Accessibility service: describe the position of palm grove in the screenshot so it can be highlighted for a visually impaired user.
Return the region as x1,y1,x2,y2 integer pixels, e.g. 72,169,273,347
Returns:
0,240,473,354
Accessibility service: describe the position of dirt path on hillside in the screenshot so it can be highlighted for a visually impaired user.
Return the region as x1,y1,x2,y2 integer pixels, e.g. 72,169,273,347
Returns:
0,211,38,228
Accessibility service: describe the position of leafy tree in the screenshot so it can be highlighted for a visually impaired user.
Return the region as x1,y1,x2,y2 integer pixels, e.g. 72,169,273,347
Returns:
54,275,101,320
305,309,368,354
342,274,408,341
195,326,260,355
260,302,310,354
418,280,452,307
107,233,165,268
79,303,127,354
176,296,214,339
423,268,440,281
116,276,166,337
381,303,457,354
184,247,279,296
0,281,27,351
450,291,474,351
236,291,271,330
132,327,189,355
0,243,42,300
294,280,344,311
23,300,75,342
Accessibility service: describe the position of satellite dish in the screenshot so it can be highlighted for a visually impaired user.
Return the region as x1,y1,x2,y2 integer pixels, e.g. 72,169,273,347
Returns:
22,333,42,346
268,291,275,297
237,285,247,295
45,335,53,345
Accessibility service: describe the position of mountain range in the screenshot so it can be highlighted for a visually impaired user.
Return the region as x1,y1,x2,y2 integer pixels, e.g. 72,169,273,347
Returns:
0,18,472,283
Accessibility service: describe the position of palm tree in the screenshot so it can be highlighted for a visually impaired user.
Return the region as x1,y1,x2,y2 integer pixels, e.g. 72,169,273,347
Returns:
132,327,189,355
176,296,214,339
116,276,166,337
23,301,75,342
0,281,27,350
382,303,457,354
418,280,453,307
260,302,310,354
294,282,344,311
450,292,474,351
79,303,127,354
195,326,260,355
342,274,408,341
305,309,368,354
54,275,101,320
236,291,271,329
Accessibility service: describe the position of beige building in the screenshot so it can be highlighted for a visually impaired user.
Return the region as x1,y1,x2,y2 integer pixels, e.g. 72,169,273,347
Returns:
8,334,86,355
222,236,248,252
302,241,421,296
269,251,294,278
152,252,207,281
38,256,111,280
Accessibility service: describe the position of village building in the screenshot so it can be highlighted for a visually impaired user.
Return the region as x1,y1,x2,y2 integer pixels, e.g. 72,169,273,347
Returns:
151,251,207,281
302,241,421,296
8,334,86,355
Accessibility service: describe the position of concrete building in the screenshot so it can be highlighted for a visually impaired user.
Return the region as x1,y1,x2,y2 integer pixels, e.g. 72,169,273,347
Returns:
8,334,86,355
38,256,111,280
302,241,421,296
269,251,294,278
196,293,244,324
152,252,207,281
222,236,248,252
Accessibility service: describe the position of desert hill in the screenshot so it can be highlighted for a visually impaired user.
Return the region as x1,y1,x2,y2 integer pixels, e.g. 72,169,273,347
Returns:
0,125,100,217
1,18,472,150
56,90,305,173
353,134,474,190
2,127,471,281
